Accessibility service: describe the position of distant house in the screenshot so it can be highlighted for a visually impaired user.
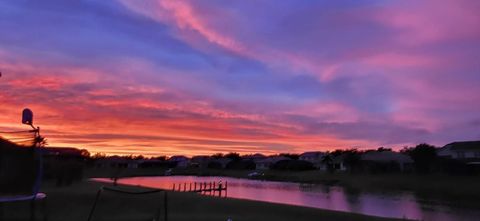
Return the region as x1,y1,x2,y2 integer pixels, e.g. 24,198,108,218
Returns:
299,151,326,169
138,159,167,168
168,155,190,168
95,156,139,169
190,155,211,168
44,147,85,158
243,153,267,162
437,141,480,164
361,151,413,171
332,154,348,171
255,156,289,170
209,158,232,169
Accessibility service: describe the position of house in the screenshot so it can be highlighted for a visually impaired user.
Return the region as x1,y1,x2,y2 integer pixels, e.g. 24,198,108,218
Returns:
360,151,413,171
168,155,190,168
437,141,480,164
138,159,167,168
95,156,139,169
299,151,326,169
332,154,348,171
209,157,232,169
255,156,289,170
44,147,85,158
190,155,211,168
243,153,267,161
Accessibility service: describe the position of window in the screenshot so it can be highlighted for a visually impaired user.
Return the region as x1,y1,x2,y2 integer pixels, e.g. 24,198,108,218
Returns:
457,151,465,159
475,152,480,158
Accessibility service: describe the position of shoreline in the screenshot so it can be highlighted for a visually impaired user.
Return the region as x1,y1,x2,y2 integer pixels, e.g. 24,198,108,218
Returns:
1,180,413,221
86,167,480,206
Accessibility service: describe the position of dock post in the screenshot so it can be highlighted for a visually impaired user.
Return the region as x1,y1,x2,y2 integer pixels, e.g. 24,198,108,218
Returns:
218,182,222,197
194,182,197,192
172,184,175,191
184,183,187,192
189,183,192,192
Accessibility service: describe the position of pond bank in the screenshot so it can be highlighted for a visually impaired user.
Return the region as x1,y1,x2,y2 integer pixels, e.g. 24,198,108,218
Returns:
86,167,480,203
2,180,410,221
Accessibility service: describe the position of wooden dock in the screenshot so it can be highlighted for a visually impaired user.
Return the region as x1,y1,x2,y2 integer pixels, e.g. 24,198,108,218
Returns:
172,181,228,197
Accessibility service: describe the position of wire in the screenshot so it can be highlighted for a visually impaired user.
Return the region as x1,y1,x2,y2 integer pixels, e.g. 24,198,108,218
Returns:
0,130,34,133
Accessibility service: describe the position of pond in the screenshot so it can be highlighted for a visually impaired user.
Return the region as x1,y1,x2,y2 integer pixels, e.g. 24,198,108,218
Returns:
94,176,480,221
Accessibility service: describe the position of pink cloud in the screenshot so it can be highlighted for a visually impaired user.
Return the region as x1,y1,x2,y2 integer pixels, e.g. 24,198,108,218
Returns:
119,0,249,56
375,0,480,45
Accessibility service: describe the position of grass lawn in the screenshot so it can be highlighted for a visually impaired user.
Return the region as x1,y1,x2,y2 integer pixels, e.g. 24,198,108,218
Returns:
1,180,411,221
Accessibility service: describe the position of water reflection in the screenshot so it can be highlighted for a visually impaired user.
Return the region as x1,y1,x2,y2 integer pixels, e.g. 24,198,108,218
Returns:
94,176,480,221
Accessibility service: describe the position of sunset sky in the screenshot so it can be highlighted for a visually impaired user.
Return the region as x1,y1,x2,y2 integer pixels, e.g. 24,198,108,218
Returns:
0,0,479,156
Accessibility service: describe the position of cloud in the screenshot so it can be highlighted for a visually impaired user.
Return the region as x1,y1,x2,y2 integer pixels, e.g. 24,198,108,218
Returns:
1,1,479,155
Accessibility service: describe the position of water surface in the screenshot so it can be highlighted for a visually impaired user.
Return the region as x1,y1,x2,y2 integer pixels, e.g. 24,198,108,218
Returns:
94,176,480,221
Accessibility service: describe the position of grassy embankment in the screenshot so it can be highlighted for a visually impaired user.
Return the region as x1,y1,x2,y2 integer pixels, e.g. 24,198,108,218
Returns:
2,180,411,221
86,167,480,204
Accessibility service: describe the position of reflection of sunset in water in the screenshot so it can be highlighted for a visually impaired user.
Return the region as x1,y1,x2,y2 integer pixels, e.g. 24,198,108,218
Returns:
95,176,480,221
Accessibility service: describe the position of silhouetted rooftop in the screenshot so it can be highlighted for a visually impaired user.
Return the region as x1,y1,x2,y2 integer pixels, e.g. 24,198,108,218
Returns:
443,141,480,151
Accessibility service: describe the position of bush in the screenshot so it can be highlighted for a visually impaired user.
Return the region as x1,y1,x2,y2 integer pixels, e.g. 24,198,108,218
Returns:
271,160,315,171
226,160,256,170
364,161,401,174
207,161,223,169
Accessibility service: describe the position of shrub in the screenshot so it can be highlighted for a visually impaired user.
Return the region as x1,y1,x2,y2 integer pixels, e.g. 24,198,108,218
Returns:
226,160,256,170
271,160,315,171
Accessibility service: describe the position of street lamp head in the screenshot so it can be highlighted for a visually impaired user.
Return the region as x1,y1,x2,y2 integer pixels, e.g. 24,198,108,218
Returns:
22,108,34,126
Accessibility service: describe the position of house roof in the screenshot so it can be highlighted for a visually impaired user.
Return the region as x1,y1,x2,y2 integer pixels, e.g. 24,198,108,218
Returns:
168,155,189,161
332,153,348,163
0,137,20,149
443,141,480,151
244,153,267,160
44,147,84,157
299,151,325,158
96,156,137,163
191,155,211,162
361,151,413,163
256,156,289,164
212,158,232,164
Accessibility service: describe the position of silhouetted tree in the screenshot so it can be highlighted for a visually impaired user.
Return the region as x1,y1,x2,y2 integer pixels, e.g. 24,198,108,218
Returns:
92,152,106,159
80,149,91,158
151,156,167,161
377,147,392,152
402,143,437,173
210,153,224,159
343,149,362,173
321,154,335,173
225,152,241,161
271,160,314,171
279,153,300,160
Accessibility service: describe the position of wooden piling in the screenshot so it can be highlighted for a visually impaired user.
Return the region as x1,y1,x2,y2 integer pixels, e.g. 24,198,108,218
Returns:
171,180,228,197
